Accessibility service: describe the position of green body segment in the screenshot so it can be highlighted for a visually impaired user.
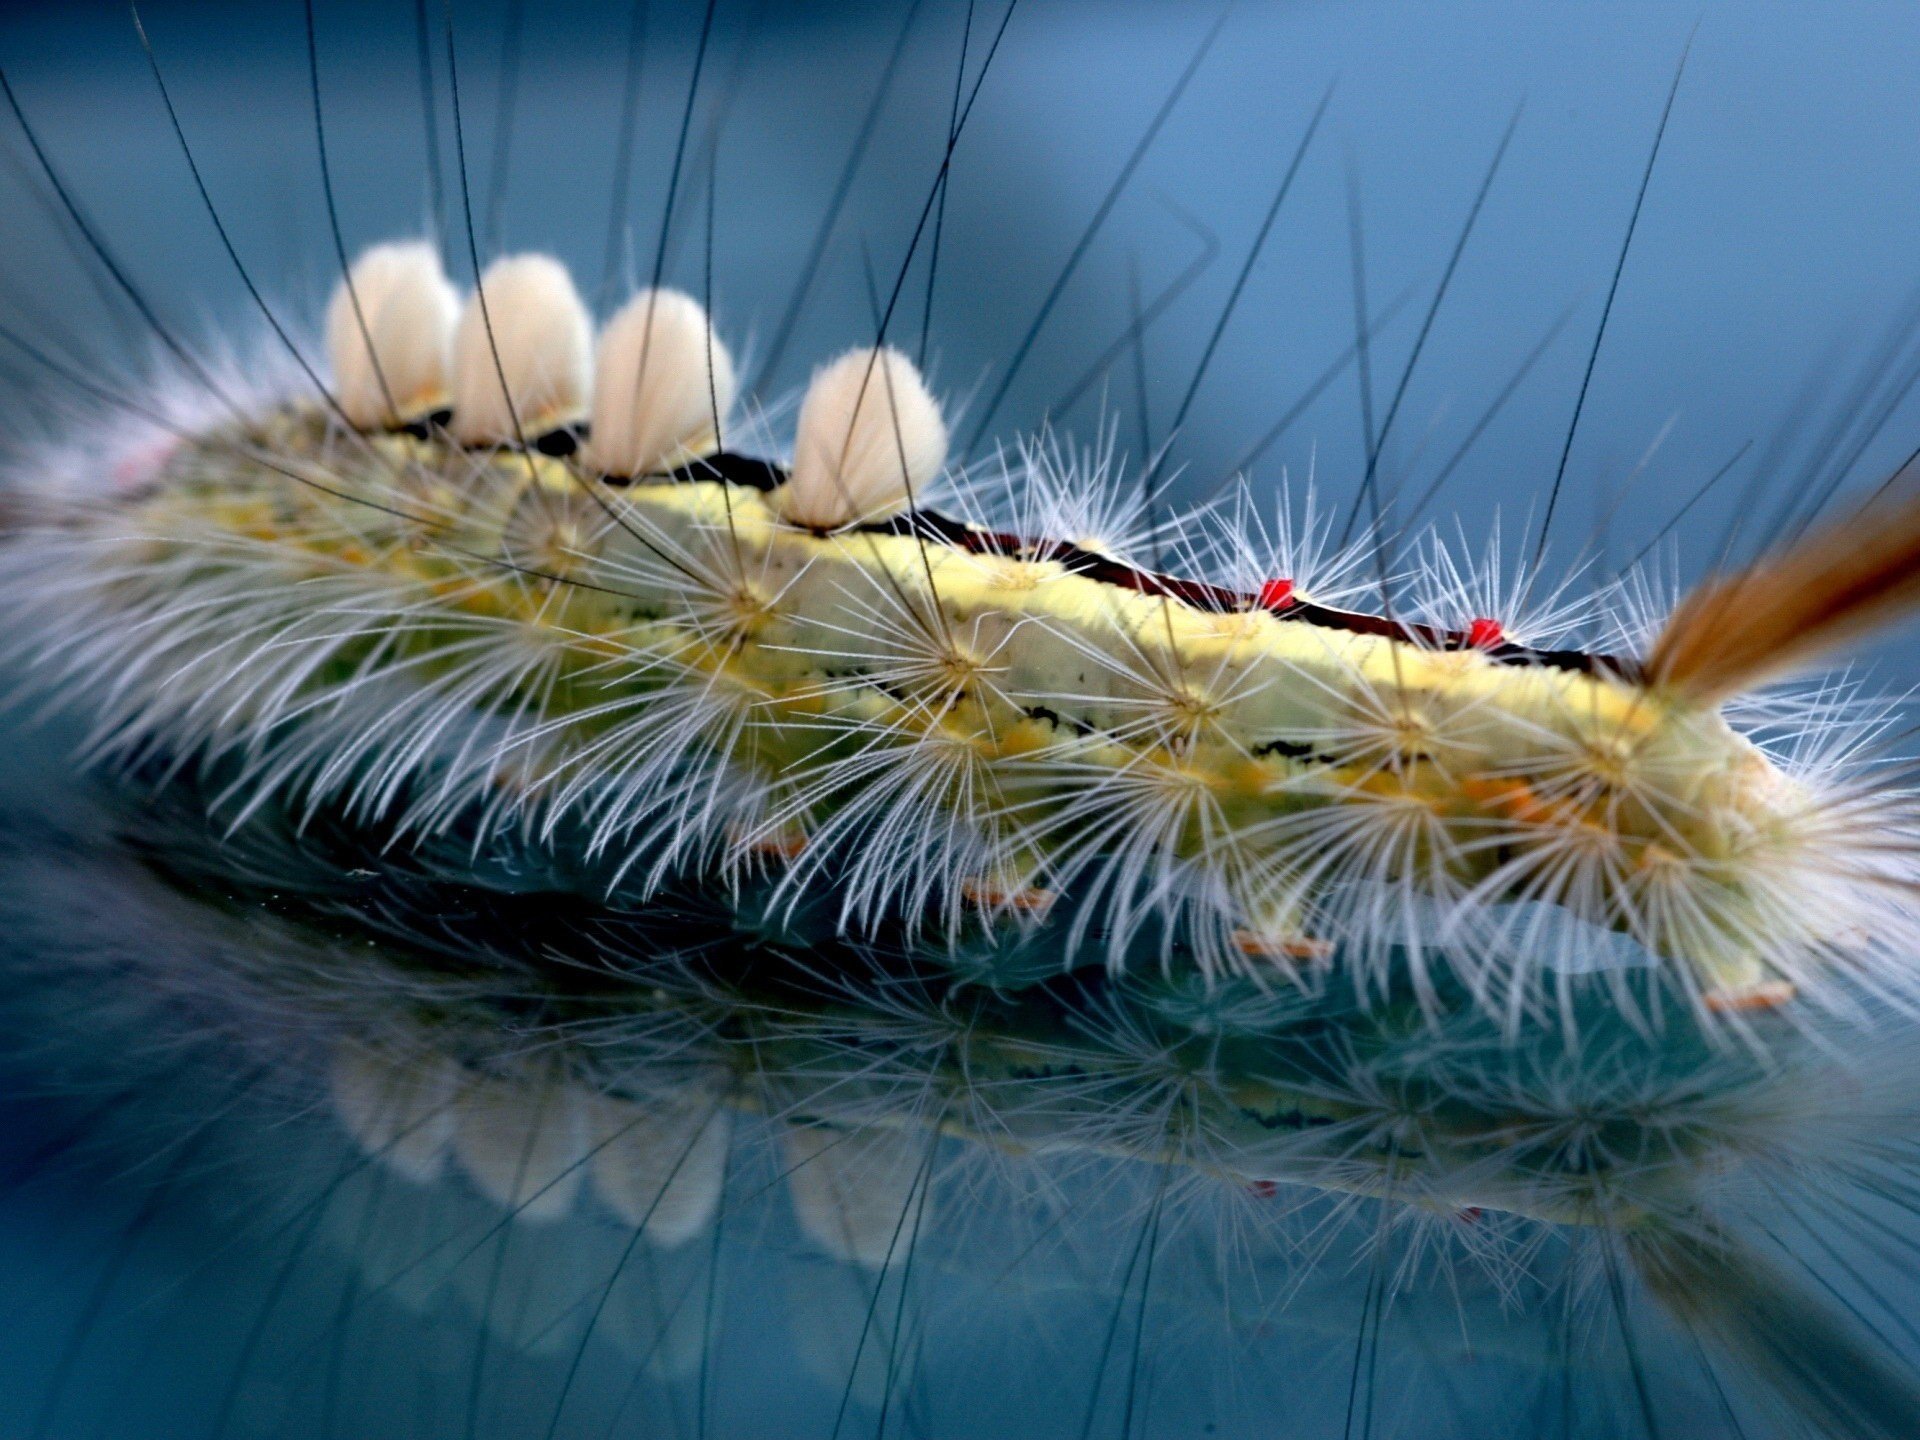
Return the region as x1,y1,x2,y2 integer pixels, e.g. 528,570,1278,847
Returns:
110,408,1810,993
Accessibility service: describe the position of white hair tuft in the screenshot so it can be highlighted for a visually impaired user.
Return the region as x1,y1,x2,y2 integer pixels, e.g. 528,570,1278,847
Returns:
449,253,593,444
586,288,736,478
324,240,459,429
775,346,947,530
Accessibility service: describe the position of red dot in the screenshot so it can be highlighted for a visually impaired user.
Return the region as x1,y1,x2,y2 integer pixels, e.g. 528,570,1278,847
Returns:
1256,579,1295,612
1465,617,1505,650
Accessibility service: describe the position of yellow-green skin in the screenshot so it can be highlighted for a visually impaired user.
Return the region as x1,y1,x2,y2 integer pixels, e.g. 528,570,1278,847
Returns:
117,408,1808,997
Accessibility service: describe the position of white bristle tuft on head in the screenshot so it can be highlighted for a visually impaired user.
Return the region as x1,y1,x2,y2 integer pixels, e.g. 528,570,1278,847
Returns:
325,241,459,429
449,253,593,444
586,289,736,478
774,346,946,530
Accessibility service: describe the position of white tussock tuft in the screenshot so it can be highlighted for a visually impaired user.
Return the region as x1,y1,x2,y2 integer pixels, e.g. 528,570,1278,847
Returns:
449,253,593,443
774,346,947,530
586,289,737,477
325,241,459,429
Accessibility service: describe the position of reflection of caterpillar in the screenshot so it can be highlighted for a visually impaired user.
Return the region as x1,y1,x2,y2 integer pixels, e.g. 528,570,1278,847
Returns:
7,234,1920,1439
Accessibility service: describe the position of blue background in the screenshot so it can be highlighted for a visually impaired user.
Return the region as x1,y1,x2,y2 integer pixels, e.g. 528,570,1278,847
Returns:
4,2,1920,1436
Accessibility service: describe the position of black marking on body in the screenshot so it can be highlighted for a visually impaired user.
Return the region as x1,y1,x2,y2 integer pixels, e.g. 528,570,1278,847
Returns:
666,451,785,492
1023,704,1094,737
1252,737,1324,762
1239,1104,1340,1133
396,408,453,440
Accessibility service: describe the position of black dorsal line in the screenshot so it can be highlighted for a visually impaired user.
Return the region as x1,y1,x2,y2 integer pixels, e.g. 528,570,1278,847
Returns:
640,452,1627,677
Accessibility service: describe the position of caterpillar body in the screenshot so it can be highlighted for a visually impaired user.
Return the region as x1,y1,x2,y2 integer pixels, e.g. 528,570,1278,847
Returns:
7,7,1920,1440
13,241,1904,1020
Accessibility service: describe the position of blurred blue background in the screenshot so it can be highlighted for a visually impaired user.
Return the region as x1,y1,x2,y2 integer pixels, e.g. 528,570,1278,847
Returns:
3,0,1919,578
5,1,1920,1436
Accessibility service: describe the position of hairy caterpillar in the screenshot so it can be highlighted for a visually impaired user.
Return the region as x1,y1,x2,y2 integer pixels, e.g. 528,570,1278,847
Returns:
13,235,1910,1018
6,4,1920,1439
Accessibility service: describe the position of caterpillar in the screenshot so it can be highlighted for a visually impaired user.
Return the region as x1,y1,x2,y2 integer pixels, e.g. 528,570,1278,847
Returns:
13,236,1913,1019
5,4,1920,1439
